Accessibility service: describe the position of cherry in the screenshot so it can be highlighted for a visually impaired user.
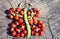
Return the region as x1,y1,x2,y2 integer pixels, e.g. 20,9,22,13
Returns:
10,8,16,12
16,8,21,12
11,31,16,36
8,10,13,14
31,30,35,35
35,32,39,36
16,34,20,37
14,16,19,20
20,32,25,37
9,15,14,19
38,20,43,25
28,19,33,25
16,28,20,33
39,31,44,36
19,10,24,16
10,27,14,32
27,11,31,16
18,18,24,24
14,21,19,25
11,23,16,28
33,19,37,24
23,30,27,35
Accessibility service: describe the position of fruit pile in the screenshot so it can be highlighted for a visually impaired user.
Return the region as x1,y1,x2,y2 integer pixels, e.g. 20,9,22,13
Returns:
7,7,45,37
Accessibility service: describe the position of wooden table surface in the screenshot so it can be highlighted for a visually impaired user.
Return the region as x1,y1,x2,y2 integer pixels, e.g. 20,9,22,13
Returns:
0,0,60,39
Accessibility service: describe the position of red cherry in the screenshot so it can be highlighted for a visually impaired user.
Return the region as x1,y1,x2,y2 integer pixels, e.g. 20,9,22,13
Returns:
16,28,20,33
19,27,24,31
11,23,16,28
36,10,41,15
33,19,37,24
34,14,39,17
39,31,44,36
28,19,33,25
38,20,43,25
23,30,27,34
42,23,45,27
38,25,41,28
14,21,19,25
16,34,20,37
11,31,16,36
35,32,39,36
9,15,14,19
31,30,35,35
20,33,25,37
41,26,45,31
14,16,19,20
27,11,31,16
16,8,21,12
34,26,40,32
21,25,25,29
32,25,36,29
33,16,37,20
19,10,24,16
19,24,25,29
8,10,13,14
10,8,16,12
18,18,24,24
32,8,38,12
10,27,14,32
29,9,33,13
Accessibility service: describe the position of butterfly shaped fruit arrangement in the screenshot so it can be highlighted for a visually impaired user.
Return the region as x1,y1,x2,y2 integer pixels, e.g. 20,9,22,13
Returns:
8,7,45,38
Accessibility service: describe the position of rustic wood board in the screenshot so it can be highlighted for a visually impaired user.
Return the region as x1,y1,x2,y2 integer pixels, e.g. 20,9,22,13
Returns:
0,0,60,39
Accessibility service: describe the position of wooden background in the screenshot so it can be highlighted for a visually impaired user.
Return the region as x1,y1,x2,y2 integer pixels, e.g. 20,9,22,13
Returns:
0,0,60,39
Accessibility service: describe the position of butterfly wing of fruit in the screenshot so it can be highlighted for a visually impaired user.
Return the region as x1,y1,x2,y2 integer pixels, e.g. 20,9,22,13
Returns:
24,8,31,38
